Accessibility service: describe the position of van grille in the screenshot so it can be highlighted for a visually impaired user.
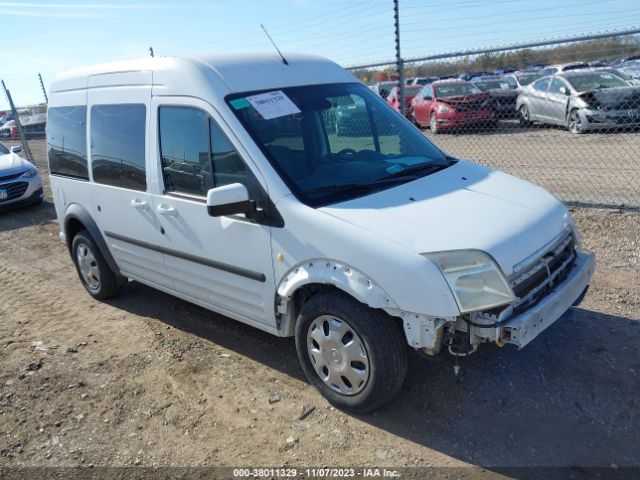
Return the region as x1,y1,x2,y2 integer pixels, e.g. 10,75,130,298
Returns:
508,230,576,316
479,229,577,320
0,181,29,202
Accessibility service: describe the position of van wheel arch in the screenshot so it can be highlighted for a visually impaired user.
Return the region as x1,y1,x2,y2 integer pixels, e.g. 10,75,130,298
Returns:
276,260,401,337
63,204,122,280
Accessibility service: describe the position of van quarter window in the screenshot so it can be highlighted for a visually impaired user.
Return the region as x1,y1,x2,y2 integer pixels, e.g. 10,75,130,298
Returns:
159,107,212,196
47,106,88,179
91,104,146,191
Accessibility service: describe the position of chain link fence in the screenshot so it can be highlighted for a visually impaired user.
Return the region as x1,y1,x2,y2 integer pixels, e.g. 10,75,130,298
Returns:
349,31,640,210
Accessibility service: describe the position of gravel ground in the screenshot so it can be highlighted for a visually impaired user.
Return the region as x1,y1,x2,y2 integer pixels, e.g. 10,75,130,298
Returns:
423,120,640,209
0,139,639,475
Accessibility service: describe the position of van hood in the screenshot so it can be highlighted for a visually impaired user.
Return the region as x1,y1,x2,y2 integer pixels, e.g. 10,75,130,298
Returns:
320,160,571,276
0,153,32,176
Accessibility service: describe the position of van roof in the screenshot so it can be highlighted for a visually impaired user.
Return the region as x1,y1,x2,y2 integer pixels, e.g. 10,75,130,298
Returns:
50,53,356,96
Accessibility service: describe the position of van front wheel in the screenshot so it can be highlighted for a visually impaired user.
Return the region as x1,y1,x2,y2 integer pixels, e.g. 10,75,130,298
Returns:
295,292,407,413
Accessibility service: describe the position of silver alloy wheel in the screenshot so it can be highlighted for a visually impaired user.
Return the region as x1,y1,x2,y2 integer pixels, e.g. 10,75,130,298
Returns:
430,113,437,132
307,315,370,396
569,110,582,133
76,243,100,290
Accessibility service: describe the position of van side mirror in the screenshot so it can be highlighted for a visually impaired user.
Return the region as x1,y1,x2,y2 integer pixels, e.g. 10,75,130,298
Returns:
206,183,256,217
559,87,568,95
10,146,22,153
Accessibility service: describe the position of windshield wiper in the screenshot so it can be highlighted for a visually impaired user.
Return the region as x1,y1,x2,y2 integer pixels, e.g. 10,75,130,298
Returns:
303,177,411,196
303,162,452,197
377,162,449,181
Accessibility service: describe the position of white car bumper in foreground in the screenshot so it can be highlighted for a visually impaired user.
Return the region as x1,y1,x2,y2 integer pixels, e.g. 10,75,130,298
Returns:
502,251,595,348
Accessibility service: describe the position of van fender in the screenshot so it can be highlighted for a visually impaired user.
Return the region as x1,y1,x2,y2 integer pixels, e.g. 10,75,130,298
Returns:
275,259,399,336
275,259,458,351
64,203,120,275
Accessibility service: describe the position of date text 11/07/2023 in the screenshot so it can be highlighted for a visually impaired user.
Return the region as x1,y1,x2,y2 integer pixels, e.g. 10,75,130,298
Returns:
232,467,401,478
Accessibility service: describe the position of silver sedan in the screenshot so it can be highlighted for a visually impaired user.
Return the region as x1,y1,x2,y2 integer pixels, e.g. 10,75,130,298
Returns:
516,71,640,133
0,142,44,210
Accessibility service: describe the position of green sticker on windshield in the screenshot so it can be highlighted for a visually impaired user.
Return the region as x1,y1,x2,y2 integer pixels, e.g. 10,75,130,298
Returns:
230,98,251,110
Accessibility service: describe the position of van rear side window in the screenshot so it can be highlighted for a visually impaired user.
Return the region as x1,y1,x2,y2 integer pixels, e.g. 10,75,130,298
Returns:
91,104,146,191
47,106,88,179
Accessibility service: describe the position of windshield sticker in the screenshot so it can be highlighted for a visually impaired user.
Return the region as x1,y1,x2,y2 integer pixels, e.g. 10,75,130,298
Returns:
230,98,251,110
246,90,301,120
385,164,405,174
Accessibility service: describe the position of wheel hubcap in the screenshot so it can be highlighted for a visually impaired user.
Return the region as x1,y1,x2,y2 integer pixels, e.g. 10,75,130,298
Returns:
307,315,370,396
76,244,100,290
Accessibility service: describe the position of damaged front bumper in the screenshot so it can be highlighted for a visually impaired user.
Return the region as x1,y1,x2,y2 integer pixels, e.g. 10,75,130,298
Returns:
403,251,595,355
468,251,595,349
499,251,595,347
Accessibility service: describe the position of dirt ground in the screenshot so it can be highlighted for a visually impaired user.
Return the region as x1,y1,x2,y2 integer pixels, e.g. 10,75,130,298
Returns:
1,139,639,475
424,121,640,210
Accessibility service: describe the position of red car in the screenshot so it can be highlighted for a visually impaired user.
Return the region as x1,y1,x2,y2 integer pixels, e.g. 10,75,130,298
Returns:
386,85,422,118
410,80,495,133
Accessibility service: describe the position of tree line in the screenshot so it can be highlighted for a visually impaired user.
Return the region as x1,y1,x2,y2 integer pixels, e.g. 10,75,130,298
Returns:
352,35,640,83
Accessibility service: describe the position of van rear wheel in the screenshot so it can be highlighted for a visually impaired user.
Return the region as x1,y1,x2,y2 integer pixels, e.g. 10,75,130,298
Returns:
71,230,120,300
295,292,407,413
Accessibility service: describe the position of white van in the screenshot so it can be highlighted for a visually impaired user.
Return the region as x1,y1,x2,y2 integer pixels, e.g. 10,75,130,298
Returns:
48,54,594,412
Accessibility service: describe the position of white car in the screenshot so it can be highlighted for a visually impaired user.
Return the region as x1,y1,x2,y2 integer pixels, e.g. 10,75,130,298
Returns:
48,54,595,412
0,142,43,209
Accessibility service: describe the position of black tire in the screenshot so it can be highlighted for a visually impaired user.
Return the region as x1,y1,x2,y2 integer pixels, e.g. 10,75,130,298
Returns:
71,229,121,300
295,291,408,413
430,112,440,134
519,105,531,127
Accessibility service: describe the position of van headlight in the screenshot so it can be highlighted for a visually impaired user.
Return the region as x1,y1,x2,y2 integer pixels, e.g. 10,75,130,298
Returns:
422,250,515,313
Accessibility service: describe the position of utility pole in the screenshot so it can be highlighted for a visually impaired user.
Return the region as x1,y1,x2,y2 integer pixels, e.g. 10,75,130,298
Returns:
1,80,34,163
38,73,48,104
393,0,405,117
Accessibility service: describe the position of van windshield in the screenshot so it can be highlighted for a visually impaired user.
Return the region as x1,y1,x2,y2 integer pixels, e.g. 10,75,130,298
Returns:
227,82,450,207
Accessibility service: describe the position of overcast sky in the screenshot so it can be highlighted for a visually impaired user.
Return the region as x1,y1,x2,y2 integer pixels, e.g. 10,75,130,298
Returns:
1,0,637,108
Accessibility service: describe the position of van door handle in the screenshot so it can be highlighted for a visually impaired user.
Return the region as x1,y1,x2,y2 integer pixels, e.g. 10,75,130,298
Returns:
156,204,178,217
131,198,149,210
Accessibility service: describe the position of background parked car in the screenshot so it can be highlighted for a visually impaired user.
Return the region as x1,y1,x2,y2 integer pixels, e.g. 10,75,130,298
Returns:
410,76,439,86
372,81,397,99
411,80,495,133
386,85,422,118
516,70,640,133
471,75,518,118
616,60,640,82
502,71,544,92
0,141,44,209
593,67,640,86
0,120,17,139
539,62,589,76
458,71,493,81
